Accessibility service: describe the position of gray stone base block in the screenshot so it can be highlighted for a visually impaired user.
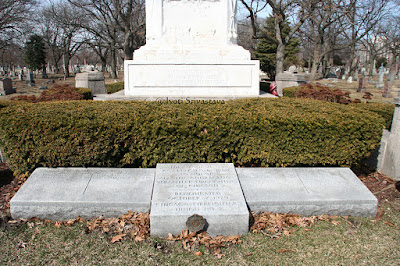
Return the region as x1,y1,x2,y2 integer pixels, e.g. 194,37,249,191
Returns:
236,167,377,217
124,60,260,97
150,163,249,237
10,168,154,220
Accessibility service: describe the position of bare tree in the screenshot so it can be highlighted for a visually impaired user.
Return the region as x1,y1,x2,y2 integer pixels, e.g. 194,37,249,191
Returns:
381,17,400,81
239,0,268,41
301,0,388,80
42,2,86,78
68,0,145,62
0,0,37,50
266,0,319,76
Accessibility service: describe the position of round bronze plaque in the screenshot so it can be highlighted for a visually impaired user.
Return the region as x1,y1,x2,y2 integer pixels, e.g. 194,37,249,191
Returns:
186,214,206,232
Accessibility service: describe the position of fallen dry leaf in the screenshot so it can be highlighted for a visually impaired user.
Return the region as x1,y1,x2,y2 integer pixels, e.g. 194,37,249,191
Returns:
54,222,61,229
194,251,202,256
385,221,397,227
331,220,341,226
134,236,145,242
214,253,225,259
110,234,126,243
278,249,296,253
376,209,384,220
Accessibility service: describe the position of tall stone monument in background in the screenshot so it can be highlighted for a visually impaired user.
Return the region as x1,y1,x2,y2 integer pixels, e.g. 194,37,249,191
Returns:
124,0,259,97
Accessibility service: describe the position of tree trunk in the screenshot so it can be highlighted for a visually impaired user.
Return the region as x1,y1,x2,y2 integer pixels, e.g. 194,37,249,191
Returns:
124,31,134,60
110,48,118,79
276,42,285,75
63,54,70,79
309,43,322,81
368,55,375,77
387,53,398,81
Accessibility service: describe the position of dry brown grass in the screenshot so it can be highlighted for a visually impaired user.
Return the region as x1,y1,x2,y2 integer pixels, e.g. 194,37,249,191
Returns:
0,72,124,100
311,77,400,104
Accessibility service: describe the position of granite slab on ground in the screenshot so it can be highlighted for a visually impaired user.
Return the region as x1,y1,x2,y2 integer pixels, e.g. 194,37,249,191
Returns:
150,163,249,237
11,165,377,236
237,167,377,217
10,168,155,220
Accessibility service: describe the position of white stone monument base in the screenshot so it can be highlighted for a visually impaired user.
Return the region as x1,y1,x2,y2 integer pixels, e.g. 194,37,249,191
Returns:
124,60,260,97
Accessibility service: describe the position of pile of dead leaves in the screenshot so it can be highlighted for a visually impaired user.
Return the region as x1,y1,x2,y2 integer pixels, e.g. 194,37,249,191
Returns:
84,211,150,243
251,212,341,238
166,229,242,258
5,211,151,244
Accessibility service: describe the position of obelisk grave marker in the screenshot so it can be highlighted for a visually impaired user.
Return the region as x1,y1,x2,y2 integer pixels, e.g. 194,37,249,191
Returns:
150,163,249,237
124,0,260,97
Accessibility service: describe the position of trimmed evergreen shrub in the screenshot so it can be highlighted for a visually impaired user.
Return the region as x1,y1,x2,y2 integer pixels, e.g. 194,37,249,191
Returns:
282,86,300,98
106,82,124,94
76,88,93,100
283,85,395,129
0,98,387,175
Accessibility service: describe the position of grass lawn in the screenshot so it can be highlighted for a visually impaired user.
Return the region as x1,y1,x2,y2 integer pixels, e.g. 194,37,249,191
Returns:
0,204,399,265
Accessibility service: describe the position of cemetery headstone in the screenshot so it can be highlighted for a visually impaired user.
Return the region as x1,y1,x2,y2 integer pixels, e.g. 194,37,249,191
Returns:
0,78,16,95
26,73,35,87
376,64,385,88
11,165,378,225
383,81,393,98
75,68,106,95
338,68,345,79
150,163,249,237
275,65,306,96
378,97,400,180
11,168,155,220
324,67,337,79
347,76,353,83
357,77,367,92
125,0,259,97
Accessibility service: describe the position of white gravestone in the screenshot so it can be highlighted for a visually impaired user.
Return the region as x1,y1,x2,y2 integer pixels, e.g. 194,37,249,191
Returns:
125,0,259,97
378,97,400,180
150,163,249,237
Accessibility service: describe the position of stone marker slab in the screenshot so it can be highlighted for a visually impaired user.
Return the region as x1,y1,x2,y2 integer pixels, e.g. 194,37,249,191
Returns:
236,167,377,217
150,163,249,237
11,167,154,220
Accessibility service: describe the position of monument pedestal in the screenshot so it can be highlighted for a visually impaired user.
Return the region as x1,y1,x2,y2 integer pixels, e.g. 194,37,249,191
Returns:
124,0,259,97
124,60,259,97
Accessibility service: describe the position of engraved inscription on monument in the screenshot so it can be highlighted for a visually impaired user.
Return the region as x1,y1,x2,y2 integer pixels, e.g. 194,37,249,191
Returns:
150,163,249,237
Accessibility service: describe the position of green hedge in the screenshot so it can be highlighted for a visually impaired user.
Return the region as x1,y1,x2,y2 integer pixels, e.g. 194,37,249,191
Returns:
283,86,395,129
106,82,124,94
352,103,395,130
0,98,387,175
75,88,93,100
282,86,301,98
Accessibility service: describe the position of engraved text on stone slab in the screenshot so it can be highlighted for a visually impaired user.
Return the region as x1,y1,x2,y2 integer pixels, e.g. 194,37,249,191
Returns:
151,163,248,215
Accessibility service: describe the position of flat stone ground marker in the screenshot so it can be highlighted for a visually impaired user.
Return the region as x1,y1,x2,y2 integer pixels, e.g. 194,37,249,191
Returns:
11,165,377,234
150,163,249,237
11,168,154,220
237,167,377,217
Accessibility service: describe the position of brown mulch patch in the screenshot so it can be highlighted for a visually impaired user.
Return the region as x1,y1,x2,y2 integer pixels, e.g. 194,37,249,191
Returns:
358,171,400,211
0,163,27,214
